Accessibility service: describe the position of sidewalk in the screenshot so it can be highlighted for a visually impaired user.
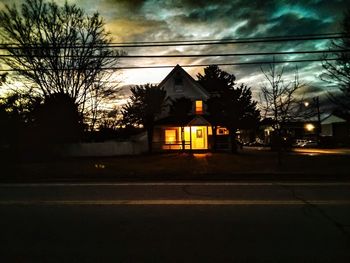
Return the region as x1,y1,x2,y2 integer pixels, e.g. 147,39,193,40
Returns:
1,149,350,182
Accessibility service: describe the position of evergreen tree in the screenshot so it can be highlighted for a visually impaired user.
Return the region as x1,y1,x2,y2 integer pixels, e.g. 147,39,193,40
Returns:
122,84,167,153
199,66,260,153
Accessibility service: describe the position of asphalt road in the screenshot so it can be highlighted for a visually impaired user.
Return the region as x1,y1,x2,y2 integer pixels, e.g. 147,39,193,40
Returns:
1,181,350,262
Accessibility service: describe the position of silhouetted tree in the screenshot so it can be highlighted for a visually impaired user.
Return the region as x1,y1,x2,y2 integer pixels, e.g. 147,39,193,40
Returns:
197,65,236,94
199,66,260,153
96,108,120,130
208,84,260,153
122,84,167,153
0,91,41,158
321,9,350,110
0,0,123,123
0,91,40,122
169,97,192,150
32,93,83,143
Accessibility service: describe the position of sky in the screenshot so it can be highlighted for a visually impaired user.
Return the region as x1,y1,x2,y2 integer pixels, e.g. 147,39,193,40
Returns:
0,0,348,106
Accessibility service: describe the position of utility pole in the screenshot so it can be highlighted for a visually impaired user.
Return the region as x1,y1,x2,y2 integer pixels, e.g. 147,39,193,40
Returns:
304,96,321,145
314,96,321,144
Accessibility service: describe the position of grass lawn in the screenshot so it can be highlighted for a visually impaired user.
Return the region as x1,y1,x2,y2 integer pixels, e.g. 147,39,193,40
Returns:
2,149,350,181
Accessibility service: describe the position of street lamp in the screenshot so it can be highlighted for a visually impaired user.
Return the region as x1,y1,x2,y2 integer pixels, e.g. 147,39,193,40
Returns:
304,96,321,144
305,123,315,132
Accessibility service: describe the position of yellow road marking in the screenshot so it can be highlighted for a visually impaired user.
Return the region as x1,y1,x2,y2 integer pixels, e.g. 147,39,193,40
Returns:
1,200,350,206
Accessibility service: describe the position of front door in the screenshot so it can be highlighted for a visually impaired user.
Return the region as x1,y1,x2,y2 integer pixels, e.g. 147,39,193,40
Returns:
191,126,207,149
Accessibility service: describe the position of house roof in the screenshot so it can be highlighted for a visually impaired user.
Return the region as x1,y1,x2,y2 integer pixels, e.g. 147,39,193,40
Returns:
321,114,347,125
187,115,211,126
155,114,212,126
158,64,210,99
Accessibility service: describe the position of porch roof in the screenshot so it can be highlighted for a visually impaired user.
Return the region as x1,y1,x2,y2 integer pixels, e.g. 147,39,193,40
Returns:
154,115,212,127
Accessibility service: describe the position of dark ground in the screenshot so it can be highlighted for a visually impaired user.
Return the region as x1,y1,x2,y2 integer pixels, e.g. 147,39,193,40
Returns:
1,148,350,182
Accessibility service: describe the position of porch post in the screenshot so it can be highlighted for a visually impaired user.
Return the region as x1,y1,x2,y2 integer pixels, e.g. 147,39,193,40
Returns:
206,126,209,149
190,126,192,150
181,126,185,151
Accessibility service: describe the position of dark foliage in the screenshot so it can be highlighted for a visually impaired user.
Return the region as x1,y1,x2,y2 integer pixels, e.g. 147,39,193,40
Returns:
0,91,85,161
169,97,192,121
0,92,41,148
199,65,260,152
197,65,236,94
32,93,84,143
122,84,167,153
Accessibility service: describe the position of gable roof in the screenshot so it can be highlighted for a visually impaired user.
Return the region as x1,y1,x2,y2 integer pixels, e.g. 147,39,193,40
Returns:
187,115,211,126
158,64,210,99
321,114,347,125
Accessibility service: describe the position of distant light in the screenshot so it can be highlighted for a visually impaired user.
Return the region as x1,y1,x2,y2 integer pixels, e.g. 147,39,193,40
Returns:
304,101,310,107
95,164,105,169
305,123,315,131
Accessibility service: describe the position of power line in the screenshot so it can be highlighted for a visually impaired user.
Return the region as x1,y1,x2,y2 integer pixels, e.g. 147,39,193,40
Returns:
0,35,348,49
113,58,337,69
0,32,345,46
0,58,336,72
102,32,346,44
0,49,347,58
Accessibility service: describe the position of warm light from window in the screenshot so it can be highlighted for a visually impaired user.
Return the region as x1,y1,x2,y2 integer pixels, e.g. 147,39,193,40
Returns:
305,123,315,132
217,127,229,135
195,100,203,114
165,130,176,144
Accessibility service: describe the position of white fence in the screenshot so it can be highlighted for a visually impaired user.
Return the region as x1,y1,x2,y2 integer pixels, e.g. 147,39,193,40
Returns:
55,132,148,157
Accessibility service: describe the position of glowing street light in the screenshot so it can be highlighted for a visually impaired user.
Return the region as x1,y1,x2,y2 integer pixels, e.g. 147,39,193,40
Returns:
305,123,315,132
303,96,321,144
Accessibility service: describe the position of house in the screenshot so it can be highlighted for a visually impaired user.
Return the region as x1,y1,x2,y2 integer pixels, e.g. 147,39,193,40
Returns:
152,65,229,151
320,113,350,146
258,118,319,146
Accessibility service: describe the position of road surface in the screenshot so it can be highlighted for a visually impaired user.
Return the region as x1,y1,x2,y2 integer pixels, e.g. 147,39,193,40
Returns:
1,181,350,262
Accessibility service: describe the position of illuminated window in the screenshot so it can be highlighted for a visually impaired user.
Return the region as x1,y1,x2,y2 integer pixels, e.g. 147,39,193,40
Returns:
196,129,202,138
165,129,176,144
217,127,229,135
195,100,203,114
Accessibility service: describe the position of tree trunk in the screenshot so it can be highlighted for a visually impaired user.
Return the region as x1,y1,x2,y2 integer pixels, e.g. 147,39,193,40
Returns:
230,130,237,154
212,125,217,152
147,126,154,154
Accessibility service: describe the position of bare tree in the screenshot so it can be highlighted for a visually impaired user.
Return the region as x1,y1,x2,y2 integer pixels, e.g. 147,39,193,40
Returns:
0,0,123,125
260,62,305,163
95,107,121,130
260,63,304,130
321,9,350,110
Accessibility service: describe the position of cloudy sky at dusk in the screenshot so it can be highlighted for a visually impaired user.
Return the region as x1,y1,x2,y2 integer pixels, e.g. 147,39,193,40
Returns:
0,0,348,103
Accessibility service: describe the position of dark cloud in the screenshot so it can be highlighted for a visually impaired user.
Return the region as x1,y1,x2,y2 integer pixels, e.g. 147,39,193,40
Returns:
267,14,332,36
1,0,349,98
